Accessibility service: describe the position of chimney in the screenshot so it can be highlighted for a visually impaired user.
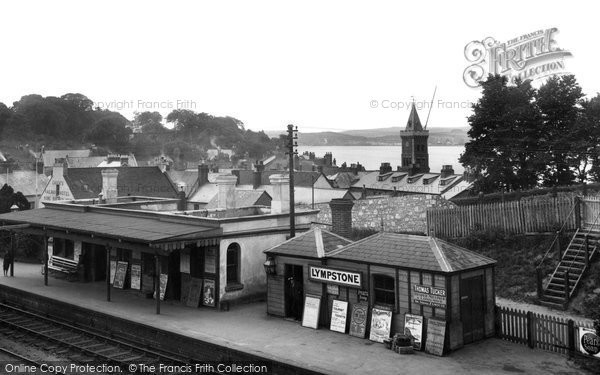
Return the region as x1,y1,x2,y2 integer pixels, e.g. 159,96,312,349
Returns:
324,152,333,167
317,165,323,174
52,158,68,177
329,198,354,239
216,174,238,210
379,162,392,175
269,174,289,214
253,161,264,189
177,188,186,211
101,169,119,204
441,165,454,178
198,164,209,186
158,157,169,172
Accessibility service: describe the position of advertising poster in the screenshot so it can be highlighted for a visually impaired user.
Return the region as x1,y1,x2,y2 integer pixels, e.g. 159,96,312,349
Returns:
369,307,392,343
349,303,368,338
330,300,348,333
112,261,128,289
579,327,600,358
158,273,168,301
187,278,203,308
404,314,424,350
109,260,117,284
202,278,216,307
302,295,321,329
204,248,216,274
425,318,446,356
327,284,339,296
130,264,141,290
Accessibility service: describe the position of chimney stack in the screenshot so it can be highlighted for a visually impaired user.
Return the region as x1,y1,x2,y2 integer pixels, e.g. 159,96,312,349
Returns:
329,198,354,239
177,188,187,211
216,174,237,210
53,158,68,177
441,165,454,178
101,169,119,204
253,161,264,189
379,162,392,175
198,164,209,186
269,174,290,214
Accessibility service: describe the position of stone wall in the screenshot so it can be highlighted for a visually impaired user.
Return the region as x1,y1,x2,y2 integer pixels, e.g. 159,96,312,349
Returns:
300,194,456,234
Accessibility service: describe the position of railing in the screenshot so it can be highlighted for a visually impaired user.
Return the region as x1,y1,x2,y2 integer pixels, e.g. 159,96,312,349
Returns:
536,201,578,270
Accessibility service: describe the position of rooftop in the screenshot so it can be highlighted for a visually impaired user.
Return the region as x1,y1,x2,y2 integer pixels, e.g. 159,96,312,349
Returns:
265,228,352,258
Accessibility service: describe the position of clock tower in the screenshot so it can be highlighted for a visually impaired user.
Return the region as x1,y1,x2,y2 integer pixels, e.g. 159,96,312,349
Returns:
400,102,430,173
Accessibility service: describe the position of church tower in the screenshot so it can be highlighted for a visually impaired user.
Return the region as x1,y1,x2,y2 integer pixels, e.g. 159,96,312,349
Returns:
400,102,430,173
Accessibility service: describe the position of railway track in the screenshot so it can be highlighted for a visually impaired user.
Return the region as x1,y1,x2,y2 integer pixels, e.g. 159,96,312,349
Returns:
0,302,194,373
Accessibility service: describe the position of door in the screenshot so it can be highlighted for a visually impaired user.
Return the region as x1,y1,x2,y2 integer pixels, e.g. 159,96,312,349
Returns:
285,265,304,320
167,251,181,301
460,275,485,344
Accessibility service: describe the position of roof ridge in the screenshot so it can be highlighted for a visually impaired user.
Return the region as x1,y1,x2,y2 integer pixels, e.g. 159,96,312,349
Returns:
263,229,314,254
430,237,452,272
435,238,497,264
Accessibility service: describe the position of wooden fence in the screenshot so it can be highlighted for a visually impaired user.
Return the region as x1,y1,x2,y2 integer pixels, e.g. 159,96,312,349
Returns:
427,196,578,238
496,305,594,355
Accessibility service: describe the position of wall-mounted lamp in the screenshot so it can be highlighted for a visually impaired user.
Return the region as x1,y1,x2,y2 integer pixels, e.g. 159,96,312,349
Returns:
263,257,276,276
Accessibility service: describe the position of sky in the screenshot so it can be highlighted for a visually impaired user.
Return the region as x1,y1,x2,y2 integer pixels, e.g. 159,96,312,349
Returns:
1,0,598,133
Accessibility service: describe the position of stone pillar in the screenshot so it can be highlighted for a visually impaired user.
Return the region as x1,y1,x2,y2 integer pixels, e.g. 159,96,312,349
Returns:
101,169,119,204
269,174,290,214
216,174,238,210
329,198,354,239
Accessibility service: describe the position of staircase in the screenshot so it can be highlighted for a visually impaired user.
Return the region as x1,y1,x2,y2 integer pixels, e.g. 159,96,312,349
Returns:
540,229,599,309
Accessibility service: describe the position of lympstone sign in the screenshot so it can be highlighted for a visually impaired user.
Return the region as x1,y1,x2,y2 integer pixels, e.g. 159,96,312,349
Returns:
309,266,362,288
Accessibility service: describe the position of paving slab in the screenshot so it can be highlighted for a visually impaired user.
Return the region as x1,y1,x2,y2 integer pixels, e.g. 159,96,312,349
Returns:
0,261,591,375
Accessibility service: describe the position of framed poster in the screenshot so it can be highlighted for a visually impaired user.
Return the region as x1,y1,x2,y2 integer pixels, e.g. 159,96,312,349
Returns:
327,284,339,296
301,295,321,329
202,278,216,307
579,327,600,358
187,278,203,308
204,247,216,274
358,290,369,303
404,314,424,350
113,261,128,289
109,260,117,284
330,300,348,333
158,273,168,301
369,307,392,343
412,284,447,309
130,264,141,290
349,303,368,338
425,318,446,356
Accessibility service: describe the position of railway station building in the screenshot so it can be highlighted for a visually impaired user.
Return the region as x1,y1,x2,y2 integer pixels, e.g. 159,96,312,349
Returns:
0,169,317,312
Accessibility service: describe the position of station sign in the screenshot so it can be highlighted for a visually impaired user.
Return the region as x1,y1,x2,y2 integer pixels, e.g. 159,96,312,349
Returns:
309,266,362,288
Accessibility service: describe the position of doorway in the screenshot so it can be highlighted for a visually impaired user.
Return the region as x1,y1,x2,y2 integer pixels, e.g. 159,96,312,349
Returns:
460,275,485,344
284,264,304,320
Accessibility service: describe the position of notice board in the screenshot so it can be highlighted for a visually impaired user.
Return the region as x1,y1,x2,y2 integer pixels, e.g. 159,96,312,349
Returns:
425,318,446,356
330,300,348,333
349,303,368,338
404,314,424,350
302,295,321,329
130,264,141,290
204,247,216,274
113,261,128,289
369,307,392,343
158,273,168,301
187,278,203,308
109,260,117,284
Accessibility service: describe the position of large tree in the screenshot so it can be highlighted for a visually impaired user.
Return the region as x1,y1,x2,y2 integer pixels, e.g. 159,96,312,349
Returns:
85,114,132,153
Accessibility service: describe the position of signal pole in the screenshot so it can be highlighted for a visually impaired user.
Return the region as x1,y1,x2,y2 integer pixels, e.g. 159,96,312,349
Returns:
287,124,298,238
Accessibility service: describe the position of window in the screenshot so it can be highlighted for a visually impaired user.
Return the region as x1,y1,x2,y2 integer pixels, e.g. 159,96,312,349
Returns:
373,274,395,307
226,243,240,286
56,184,60,197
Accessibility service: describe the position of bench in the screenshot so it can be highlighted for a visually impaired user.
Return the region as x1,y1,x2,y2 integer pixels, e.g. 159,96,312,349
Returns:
48,256,79,279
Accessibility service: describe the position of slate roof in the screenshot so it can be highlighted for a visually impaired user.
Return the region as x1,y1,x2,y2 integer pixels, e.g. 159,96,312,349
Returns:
0,171,50,197
63,167,179,199
66,156,106,168
264,228,352,258
330,232,495,273
205,190,271,209
42,150,90,167
403,103,424,131
0,206,222,244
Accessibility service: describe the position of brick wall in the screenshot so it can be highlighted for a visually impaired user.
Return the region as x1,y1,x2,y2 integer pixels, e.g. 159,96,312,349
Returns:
301,194,456,234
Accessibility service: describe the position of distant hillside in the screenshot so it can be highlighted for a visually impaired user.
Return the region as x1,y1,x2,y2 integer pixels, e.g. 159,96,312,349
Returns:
291,127,469,146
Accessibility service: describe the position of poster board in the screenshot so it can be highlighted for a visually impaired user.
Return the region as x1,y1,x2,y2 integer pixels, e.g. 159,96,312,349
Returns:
358,290,369,303
73,241,82,263
578,327,600,358
330,300,348,333
130,264,141,290
412,285,447,309
425,318,446,356
158,273,168,301
349,303,368,338
113,261,128,289
301,295,321,329
369,307,392,343
202,278,216,307
327,284,339,296
109,260,117,284
204,247,216,274
404,314,424,350
187,278,203,308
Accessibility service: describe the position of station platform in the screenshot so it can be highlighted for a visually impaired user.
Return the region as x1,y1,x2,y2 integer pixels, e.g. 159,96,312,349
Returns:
0,261,588,375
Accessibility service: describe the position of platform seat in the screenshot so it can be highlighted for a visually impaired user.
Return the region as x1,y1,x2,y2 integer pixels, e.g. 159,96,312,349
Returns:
48,256,78,276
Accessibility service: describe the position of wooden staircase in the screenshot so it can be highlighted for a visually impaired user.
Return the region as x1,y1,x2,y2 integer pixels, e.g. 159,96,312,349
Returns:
540,228,599,309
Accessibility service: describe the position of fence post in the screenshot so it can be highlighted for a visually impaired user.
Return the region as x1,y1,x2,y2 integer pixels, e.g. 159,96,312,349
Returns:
536,268,543,299
568,319,575,358
584,234,590,269
556,230,562,261
494,305,501,338
564,270,570,306
575,196,581,230
526,311,535,348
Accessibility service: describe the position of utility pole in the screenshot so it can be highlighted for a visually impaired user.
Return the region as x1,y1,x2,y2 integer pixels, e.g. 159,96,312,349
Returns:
287,124,298,238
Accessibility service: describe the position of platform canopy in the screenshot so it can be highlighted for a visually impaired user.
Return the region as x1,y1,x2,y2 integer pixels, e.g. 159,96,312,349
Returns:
0,206,222,251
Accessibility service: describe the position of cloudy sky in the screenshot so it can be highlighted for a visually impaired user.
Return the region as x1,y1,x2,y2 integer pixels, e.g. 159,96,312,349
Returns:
1,0,597,133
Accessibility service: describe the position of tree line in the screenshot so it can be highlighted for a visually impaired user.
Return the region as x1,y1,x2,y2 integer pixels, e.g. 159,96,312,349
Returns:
461,74,600,193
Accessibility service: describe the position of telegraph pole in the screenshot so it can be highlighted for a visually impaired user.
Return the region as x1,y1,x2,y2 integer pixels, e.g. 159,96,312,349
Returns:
287,124,298,238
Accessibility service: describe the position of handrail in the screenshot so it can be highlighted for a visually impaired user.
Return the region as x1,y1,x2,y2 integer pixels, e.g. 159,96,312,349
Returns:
562,204,600,277
536,200,578,269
